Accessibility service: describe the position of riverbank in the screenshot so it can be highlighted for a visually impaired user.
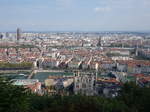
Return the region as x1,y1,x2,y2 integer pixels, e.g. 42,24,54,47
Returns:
0,70,32,74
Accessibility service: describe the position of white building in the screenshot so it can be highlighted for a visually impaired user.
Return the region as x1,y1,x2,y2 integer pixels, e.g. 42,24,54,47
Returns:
74,73,95,96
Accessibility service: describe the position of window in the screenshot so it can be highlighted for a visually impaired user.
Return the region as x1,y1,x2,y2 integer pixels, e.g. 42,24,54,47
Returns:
82,83,86,88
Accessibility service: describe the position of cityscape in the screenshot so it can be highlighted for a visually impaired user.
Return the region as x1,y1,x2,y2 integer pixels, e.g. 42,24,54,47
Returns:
1,0,150,112
0,29,150,96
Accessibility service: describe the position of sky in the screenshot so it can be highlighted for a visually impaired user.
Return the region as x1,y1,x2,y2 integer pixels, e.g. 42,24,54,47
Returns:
0,0,150,32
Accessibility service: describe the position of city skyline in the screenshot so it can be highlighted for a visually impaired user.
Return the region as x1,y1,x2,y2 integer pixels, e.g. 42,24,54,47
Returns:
0,0,150,32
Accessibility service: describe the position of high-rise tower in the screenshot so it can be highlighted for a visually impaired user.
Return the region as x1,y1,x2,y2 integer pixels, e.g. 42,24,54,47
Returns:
97,36,103,47
97,37,101,47
0,33,3,39
17,28,21,41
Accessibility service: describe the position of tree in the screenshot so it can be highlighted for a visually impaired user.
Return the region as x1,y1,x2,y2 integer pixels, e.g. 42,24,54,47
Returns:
0,77,29,112
118,82,150,112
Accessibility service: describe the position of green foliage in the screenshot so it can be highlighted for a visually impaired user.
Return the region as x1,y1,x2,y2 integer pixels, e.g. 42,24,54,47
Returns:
0,62,33,69
0,78,150,112
106,52,125,57
118,82,150,112
28,82,150,112
28,95,129,112
0,78,29,112
19,44,37,48
135,55,150,60
109,43,130,48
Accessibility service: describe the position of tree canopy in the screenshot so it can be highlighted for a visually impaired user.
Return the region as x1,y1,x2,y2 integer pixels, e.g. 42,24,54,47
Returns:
0,78,150,112
0,78,29,112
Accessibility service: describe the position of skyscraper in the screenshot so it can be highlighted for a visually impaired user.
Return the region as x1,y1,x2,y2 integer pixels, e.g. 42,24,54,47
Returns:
97,36,102,47
17,28,21,41
0,33,3,39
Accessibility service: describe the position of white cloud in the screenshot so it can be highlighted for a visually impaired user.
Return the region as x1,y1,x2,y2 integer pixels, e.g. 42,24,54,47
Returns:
94,7,111,12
